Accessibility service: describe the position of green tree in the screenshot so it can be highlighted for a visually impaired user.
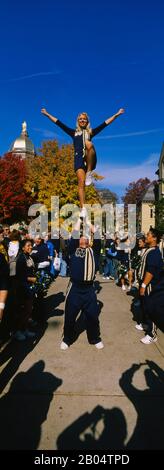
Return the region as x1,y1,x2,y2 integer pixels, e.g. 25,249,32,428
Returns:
155,198,164,232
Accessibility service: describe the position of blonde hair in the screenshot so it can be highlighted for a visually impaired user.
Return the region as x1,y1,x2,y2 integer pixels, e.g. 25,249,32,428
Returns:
76,112,92,134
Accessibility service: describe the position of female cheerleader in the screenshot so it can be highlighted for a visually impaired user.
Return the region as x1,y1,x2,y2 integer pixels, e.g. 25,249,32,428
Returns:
41,107,125,217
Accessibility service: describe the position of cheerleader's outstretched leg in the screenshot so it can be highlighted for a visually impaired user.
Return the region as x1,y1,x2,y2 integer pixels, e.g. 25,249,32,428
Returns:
85,141,97,186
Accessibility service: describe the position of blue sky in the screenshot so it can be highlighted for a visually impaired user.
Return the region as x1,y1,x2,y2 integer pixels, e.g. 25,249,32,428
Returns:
0,0,164,198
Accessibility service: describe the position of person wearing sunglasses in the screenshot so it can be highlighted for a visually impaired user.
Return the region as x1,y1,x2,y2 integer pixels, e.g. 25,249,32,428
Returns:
41,108,125,217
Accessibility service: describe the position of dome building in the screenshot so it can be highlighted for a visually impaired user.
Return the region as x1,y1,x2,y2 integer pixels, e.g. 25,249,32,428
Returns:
10,121,35,159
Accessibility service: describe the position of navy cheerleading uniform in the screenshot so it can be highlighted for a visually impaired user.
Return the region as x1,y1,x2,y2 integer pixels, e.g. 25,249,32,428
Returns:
55,119,107,172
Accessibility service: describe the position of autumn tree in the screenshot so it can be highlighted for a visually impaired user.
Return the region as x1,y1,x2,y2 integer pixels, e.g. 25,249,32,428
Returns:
25,140,103,210
0,140,108,225
0,153,32,223
122,178,151,205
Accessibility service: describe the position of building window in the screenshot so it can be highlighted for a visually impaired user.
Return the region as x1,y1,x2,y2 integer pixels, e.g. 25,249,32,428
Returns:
150,208,153,218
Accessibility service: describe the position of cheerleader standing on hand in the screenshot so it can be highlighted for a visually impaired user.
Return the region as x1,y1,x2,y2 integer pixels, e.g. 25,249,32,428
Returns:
41,108,125,217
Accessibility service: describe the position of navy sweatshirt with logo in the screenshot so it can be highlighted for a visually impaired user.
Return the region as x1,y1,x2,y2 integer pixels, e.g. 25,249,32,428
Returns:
56,119,107,159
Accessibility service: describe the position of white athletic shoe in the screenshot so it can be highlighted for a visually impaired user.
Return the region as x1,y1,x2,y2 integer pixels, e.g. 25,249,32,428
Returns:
135,323,144,331
95,341,104,349
85,171,93,186
136,323,149,331
60,341,69,350
140,334,157,344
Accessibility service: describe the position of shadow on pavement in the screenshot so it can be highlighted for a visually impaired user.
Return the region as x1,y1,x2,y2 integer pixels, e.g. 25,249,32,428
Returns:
45,292,65,319
57,361,164,450
0,322,48,394
119,360,164,449
57,404,127,450
0,360,62,450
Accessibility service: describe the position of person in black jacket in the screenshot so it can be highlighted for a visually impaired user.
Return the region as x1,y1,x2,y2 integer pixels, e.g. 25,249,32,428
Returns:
15,240,36,341
41,107,125,217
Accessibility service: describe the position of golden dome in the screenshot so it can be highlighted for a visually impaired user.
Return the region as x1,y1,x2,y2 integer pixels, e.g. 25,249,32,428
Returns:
10,122,35,157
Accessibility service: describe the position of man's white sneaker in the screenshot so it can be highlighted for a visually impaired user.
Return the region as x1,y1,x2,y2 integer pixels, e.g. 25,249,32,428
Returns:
135,323,144,331
95,341,104,349
140,334,157,344
136,323,149,331
85,171,93,186
60,341,69,350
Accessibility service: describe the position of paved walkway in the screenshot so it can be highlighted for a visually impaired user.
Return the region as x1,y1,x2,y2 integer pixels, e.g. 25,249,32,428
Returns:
0,276,164,450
